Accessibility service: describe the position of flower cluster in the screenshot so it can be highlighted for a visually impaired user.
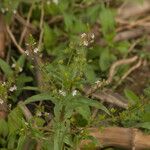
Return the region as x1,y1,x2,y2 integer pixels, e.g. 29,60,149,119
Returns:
80,32,95,46
25,50,29,56
33,48,39,53
59,90,66,96
1,7,17,14
95,80,101,84
58,90,78,97
36,111,42,117
11,63,23,72
24,47,39,56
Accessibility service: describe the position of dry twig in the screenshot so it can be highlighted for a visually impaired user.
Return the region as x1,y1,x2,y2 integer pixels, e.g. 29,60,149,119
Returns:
38,2,44,51
6,25,24,54
18,101,32,121
0,14,6,58
19,3,34,46
107,56,138,83
117,59,142,86
14,13,35,30
114,27,150,41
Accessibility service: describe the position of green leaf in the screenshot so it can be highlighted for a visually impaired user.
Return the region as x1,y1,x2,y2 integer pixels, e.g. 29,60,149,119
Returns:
22,86,39,91
124,89,140,104
7,134,17,149
0,58,13,77
64,134,73,147
45,3,60,15
136,122,150,130
144,87,150,98
99,49,109,71
86,5,101,23
84,65,96,83
99,49,111,71
17,135,26,150
58,0,69,12
26,34,36,46
8,107,24,134
63,12,75,31
12,75,33,102
142,112,150,122
0,119,8,137
17,75,33,84
77,97,110,115
73,20,87,33
99,6,115,41
76,105,91,121
24,93,55,104
34,117,45,127
44,23,56,50
17,54,26,68
117,41,130,54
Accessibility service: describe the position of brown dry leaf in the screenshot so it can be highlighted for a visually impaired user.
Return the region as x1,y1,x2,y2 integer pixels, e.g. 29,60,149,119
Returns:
0,14,6,58
117,0,150,20
80,127,150,149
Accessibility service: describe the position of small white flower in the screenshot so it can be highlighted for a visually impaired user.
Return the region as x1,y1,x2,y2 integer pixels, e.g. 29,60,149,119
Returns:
91,33,95,39
72,90,77,96
0,99,4,104
36,111,42,117
19,67,23,72
33,48,39,53
25,43,29,46
25,122,29,126
83,40,88,46
9,104,12,109
95,80,101,84
13,9,17,14
5,8,9,11
90,39,94,43
11,63,16,68
2,82,6,86
1,8,5,14
59,90,66,96
45,112,50,116
33,42,37,45
25,50,29,56
53,0,59,4
9,85,17,92
81,33,86,38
